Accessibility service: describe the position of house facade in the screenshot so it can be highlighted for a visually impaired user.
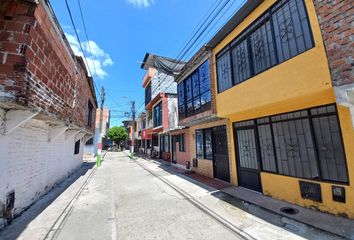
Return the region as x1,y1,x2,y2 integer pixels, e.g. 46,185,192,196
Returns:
84,108,110,157
141,53,184,160
175,47,232,181
208,0,354,218
0,0,97,226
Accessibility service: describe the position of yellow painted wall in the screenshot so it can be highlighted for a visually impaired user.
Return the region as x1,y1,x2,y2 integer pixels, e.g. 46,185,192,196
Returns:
213,0,333,119
212,0,354,218
262,105,354,218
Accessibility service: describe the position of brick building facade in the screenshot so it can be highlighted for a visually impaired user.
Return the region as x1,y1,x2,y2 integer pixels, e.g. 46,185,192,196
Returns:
313,0,354,128
0,0,97,227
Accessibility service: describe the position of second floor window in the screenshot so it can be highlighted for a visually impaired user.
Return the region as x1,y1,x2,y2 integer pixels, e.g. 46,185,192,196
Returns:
178,60,211,119
153,101,162,127
145,82,152,106
216,0,314,93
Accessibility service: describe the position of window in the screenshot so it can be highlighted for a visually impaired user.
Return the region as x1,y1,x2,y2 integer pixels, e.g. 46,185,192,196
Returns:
216,0,314,93
160,134,170,152
160,135,164,152
204,129,213,160
178,61,212,119
250,20,277,74
86,137,93,145
164,135,170,152
177,82,185,118
179,134,185,152
145,82,152,106
196,130,204,158
74,140,80,155
152,134,159,147
87,101,93,127
272,0,314,63
233,105,349,183
153,102,162,127
231,39,251,84
195,128,214,160
216,50,233,92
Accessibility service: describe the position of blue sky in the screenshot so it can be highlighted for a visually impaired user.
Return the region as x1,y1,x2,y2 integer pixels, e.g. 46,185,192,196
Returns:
51,0,245,126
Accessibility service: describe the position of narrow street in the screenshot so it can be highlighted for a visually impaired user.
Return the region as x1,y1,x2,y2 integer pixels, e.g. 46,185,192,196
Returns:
52,152,246,240
0,152,340,240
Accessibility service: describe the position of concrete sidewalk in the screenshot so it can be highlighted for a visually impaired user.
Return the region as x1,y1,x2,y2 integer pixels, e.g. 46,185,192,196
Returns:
0,162,97,240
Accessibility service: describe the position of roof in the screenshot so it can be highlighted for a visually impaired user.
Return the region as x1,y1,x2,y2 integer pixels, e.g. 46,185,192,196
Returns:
207,0,264,48
140,53,186,75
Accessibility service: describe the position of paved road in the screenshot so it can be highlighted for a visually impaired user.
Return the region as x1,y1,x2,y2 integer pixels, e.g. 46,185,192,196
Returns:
1,152,336,240
53,152,245,240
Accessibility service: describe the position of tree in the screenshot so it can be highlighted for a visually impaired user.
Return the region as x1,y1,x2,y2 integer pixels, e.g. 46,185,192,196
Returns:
106,126,128,149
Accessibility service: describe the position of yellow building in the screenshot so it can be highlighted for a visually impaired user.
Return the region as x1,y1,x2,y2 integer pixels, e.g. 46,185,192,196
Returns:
208,0,354,218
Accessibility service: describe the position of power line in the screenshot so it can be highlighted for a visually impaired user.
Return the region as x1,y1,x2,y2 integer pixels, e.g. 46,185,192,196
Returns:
64,0,101,101
76,0,103,89
132,0,233,110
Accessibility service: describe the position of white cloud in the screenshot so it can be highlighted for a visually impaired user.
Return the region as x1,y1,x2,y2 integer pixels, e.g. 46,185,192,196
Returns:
65,33,114,79
126,0,154,8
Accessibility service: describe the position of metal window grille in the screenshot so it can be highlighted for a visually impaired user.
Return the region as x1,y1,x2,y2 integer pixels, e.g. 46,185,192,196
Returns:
216,0,314,93
233,104,349,184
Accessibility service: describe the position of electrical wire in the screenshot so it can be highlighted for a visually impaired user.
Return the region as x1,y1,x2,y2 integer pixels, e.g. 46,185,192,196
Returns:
76,0,103,89
64,0,101,101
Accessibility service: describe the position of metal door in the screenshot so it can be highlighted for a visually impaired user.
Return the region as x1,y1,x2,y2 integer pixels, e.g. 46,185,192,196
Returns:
212,126,230,182
234,127,262,192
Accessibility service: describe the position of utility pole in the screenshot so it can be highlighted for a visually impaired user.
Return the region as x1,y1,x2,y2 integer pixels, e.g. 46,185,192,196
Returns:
97,86,105,167
131,100,135,159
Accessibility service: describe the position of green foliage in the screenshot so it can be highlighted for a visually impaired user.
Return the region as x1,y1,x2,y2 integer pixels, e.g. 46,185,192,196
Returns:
107,126,128,144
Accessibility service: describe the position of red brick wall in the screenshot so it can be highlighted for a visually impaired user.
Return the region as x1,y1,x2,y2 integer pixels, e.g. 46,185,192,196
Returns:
0,0,96,132
313,0,354,86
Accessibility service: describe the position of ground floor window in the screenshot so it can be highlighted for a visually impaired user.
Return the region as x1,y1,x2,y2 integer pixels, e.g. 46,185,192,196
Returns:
160,134,170,152
74,140,80,155
233,104,349,184
195,128,213,160
152,135,159,147
179,133,185,152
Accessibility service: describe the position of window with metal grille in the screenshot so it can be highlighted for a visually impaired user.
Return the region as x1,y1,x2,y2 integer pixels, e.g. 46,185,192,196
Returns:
233,104,349,184
216,50,233,92
74,140,80,155
178,61,212,119
216,0,314,93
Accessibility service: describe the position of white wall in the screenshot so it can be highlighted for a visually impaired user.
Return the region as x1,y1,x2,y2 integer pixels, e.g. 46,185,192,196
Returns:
167,96,178,131
0,109,84,227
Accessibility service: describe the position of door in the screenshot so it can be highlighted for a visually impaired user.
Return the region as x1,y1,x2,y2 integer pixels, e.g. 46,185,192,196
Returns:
171,135,177,164
234,127,262,192
212,126,230,182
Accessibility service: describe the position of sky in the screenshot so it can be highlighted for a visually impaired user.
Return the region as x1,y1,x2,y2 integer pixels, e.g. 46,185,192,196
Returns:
50,0,245,126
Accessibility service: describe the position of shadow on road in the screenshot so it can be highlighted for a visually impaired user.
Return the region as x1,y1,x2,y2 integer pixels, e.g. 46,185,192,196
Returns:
0,162,96,240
